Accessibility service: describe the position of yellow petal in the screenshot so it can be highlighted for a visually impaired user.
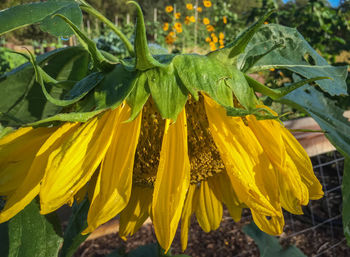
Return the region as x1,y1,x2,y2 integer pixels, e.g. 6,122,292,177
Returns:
195,180,223,233
208,173,242,222
277,154,309,214
0,127,55,195
119,186,153,239
282,128,323,199
204,96,278,217
40,110,118,214
180,184,196,252
247,112,286,170
251,209,284,235
152,109,190,252
0,124,71,223
83,106,142,234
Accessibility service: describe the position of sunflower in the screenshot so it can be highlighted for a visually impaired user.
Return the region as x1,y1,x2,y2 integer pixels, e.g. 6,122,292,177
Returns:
163,22,169,31
174,22,183,33
206,24,215,32
165,5,173,13
175,12,181,19
186,3,193,10
197,6,203,12
203,17,210,25
0,3,326,253
203,0,212,8
223,16,227,24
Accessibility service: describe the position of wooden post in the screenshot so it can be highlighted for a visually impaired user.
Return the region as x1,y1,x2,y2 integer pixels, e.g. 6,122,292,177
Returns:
154,8,157,41
87,20,91,36
115,15,118,26
126,13,130,25
194,0,199,48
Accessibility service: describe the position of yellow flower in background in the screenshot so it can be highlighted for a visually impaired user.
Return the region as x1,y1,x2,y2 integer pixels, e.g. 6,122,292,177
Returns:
186,3,193,10
0,91,323,252
174,22,183,33
223,16,227,24
165,5,173,13
163,22,169,31
203,17,210,25
197,7,203,12
209,42,217,51
185,16,191,25
219,39,224,45
206,24,215,32
175,12,181,19
189,16,195,22
205,37,211,42
219,32,225,39
212,36,218,43
203,0,212,7
219,45,224,48
264,21,269,25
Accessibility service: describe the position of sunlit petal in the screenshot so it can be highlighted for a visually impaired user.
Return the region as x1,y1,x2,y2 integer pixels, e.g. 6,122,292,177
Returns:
40,110,118,214
84,105,142,234
282,128,324,199
180,184,196,251
204,96,278,217
195,180,223,232
152,109,191,252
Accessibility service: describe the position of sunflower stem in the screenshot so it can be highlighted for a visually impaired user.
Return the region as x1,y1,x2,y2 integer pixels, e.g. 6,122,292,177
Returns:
79,2,135,57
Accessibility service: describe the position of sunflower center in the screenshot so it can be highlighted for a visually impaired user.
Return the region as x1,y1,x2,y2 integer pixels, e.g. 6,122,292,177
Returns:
132,95,226,187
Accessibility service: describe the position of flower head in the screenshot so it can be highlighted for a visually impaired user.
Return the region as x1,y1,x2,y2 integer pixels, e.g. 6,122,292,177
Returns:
206,24,215,32
186,3,193,10
163,22,169,31
197,7,203,12
174,22,183,33
223,16,227,24
175,12,181,19
203,0,212,7
203,17,210,25
165,5,173,13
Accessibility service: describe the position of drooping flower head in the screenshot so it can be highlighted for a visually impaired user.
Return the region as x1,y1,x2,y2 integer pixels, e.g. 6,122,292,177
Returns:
0,2,330,253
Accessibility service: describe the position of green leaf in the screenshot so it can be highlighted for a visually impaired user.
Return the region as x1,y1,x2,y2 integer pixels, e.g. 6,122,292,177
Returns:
208,10,274,62
282,86,350,158
127,243,158,257
0,222,9,257
60,200,90,257
129,1,165,70
0,47,90,126
246,74,330,100
343,158,350,245
241,24,348,96
30,64,137,125
173,54,233,106
126,72,150,122
243,222,306,257
146,64,188,120
226,69,256,110
54,14,115,71
0,1,82,37
8,199,63,257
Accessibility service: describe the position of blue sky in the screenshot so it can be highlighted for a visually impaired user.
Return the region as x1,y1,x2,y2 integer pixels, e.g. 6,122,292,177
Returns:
283,0,340,7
